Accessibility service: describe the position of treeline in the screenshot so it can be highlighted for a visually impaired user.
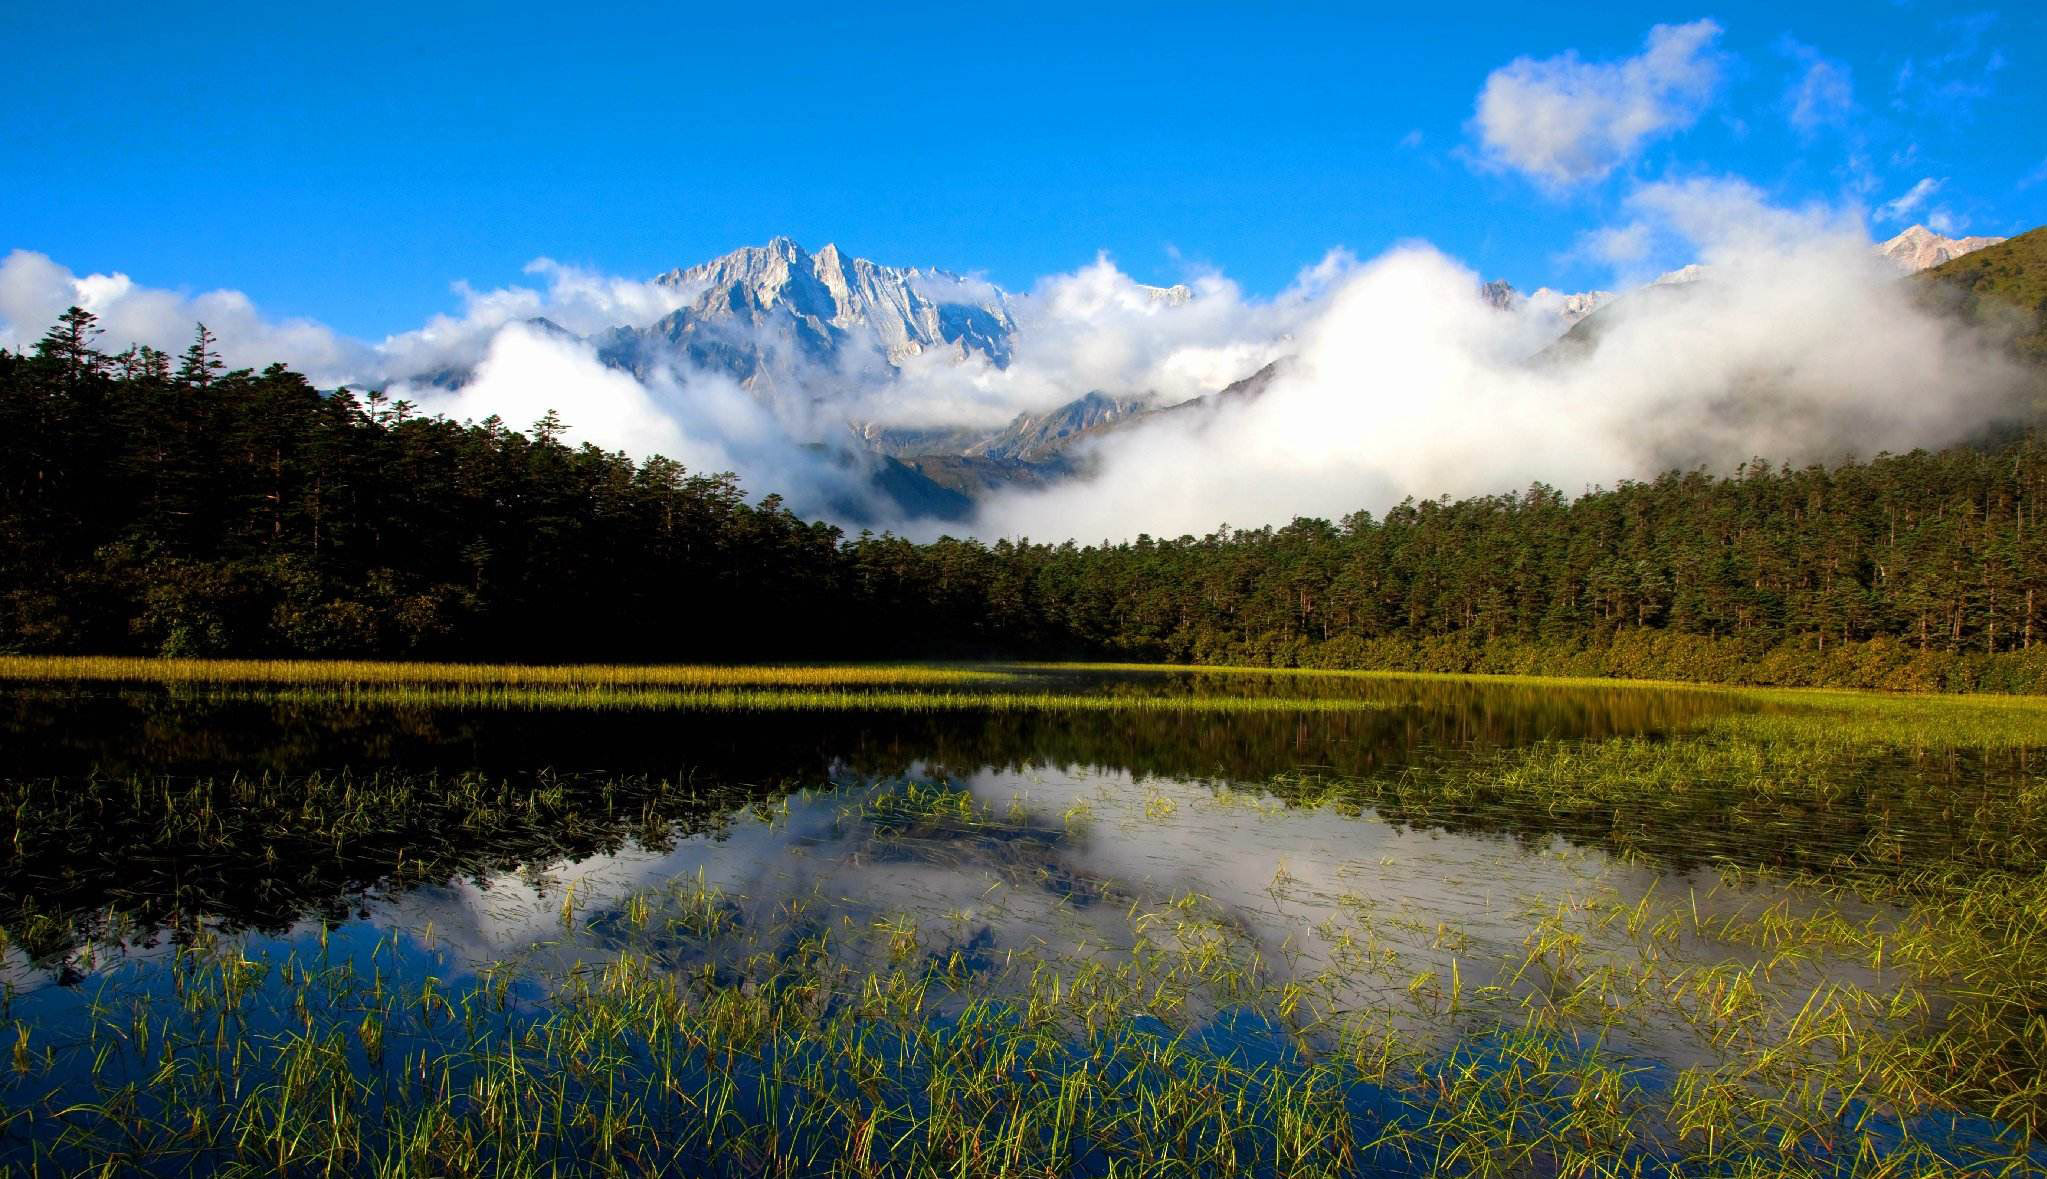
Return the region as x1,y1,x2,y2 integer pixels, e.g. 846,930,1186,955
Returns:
5,308,2047,690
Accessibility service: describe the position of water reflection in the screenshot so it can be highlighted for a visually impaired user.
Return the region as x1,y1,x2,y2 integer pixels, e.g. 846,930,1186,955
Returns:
1,672,1744,970
5,672,2039,1174
0,668,1736,781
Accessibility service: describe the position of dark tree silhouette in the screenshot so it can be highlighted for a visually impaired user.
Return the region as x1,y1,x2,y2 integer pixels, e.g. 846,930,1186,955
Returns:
2,314,2044,689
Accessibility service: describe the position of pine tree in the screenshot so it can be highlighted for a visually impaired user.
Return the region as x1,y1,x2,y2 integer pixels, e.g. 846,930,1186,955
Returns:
176,324,224,388
34,306,106,384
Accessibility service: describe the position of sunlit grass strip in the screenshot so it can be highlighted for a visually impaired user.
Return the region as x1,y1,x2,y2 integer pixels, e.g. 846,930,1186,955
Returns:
229,684,1400,713
1024,659,2047,703
1032,661,2047,745
0,655,1018,688
1016,659,1750,692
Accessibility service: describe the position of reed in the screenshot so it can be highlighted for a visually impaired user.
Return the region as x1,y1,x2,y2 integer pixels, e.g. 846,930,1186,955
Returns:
0,655,1015,688
5,852,2040,1178
3,663,2044,1175
226,684,1409,713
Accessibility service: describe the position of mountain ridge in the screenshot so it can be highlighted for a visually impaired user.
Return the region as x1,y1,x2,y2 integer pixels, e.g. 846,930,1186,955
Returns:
1881,225,2008,273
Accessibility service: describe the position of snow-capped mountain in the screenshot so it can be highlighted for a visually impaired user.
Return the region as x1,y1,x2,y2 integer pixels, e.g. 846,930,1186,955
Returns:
1877,226,2007,273
596,236,1018,389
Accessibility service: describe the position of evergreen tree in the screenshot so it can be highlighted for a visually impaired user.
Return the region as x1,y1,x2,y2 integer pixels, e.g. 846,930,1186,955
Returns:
34,306,106,384
176,323,224,388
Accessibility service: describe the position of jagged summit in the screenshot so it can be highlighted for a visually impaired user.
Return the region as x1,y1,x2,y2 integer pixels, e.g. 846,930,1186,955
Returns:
1878,226,2007,273
626,237,1016,385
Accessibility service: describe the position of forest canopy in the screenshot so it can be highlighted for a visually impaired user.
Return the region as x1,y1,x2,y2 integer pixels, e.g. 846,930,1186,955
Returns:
4,307,2046,691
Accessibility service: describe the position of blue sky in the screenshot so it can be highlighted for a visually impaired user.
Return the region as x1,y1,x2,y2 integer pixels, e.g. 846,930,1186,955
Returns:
4,1,2042,338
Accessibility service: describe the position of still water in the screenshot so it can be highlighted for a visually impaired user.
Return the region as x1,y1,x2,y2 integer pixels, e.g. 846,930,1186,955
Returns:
1,667,2038,1175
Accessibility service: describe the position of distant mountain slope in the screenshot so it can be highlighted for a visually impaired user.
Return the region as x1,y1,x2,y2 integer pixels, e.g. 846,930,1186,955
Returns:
877,391,1152,496
1916,226,2047,361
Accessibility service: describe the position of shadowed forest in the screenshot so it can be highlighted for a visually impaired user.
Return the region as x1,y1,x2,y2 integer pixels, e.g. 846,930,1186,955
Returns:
5,307,2046,690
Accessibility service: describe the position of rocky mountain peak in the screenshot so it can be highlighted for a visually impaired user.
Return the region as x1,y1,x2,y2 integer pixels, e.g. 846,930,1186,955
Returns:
633,238,1020,383
1878,225,2007,273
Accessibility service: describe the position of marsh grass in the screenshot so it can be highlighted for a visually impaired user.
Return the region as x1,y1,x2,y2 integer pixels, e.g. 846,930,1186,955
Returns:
224,685,1408,713
0,655,1016,689
5,853,2041,1178
3,663,2045,1175
1259,688,2047,1154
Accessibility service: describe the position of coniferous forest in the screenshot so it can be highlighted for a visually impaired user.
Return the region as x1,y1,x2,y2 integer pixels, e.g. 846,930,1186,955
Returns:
6,307,2047,691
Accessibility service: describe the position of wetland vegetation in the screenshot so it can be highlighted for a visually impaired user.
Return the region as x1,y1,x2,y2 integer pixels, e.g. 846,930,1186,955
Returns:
1,660,2043,1175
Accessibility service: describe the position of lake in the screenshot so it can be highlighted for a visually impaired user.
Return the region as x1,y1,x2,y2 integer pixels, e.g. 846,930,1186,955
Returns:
1,663,2041,1176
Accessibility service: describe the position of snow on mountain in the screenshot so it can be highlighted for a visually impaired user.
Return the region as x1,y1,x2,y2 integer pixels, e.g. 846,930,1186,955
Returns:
596,236,1016,389
1877,225,2007,273
1479,279,1611,328
1652,263,1708,287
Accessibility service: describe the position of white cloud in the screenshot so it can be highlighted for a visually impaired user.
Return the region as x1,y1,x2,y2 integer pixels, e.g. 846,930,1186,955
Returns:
1787,58,1854,134
1470,20,1723,188
1875,176,1944,222
1576,222,1654,265
1624,177,1861,260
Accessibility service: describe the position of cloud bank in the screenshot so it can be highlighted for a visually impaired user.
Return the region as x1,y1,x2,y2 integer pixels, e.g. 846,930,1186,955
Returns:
968,179,2027,543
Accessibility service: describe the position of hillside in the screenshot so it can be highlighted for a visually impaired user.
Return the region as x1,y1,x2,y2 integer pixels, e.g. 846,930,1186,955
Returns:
1917,226,2047,362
